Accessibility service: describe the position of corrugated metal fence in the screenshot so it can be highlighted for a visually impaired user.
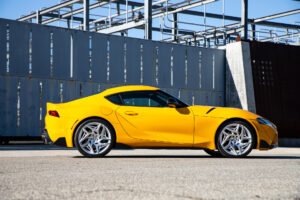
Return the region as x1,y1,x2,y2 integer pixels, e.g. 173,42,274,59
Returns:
0,18,225,138
250,41,300,138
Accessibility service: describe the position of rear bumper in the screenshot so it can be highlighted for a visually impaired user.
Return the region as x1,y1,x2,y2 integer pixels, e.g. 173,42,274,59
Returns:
42,129,67,147
42,129,53,145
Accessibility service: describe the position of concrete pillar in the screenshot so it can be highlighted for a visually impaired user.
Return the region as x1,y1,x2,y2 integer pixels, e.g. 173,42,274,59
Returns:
225,41,256,113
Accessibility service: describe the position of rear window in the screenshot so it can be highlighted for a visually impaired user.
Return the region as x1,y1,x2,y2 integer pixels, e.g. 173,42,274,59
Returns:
105,94,122,105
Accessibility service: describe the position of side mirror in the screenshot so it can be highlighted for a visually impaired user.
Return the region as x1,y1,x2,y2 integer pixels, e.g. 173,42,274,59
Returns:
167,97,180,108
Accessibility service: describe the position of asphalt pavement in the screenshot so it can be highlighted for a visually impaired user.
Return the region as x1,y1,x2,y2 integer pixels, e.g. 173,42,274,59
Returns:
0,145,299,200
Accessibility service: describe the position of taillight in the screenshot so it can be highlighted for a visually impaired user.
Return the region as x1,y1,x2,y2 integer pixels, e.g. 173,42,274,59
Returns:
48,110,60,117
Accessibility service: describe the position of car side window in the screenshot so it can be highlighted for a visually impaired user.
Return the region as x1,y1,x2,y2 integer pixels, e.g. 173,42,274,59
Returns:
105,90,188,107
120,91,168,107
105,94,122,105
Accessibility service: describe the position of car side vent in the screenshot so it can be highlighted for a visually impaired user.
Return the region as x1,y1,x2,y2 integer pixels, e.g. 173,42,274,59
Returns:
206,107,216,114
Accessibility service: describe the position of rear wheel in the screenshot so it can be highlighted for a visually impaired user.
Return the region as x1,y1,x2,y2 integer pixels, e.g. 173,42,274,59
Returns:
216,120,255,158
74,119,115,157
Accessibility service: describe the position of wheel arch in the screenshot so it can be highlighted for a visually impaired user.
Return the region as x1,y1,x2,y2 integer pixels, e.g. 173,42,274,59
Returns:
71,116,117,148
214,117,258,149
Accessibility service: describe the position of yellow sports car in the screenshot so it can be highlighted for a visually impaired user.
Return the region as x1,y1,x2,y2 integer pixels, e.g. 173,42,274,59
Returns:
43,85,278,158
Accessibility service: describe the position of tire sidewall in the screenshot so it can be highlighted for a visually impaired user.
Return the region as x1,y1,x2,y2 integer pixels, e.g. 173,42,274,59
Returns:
216,120,256,158
74,118,116,158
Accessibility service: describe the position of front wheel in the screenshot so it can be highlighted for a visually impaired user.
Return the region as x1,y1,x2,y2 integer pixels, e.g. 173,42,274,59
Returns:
74,119,115,158
216,120,256,158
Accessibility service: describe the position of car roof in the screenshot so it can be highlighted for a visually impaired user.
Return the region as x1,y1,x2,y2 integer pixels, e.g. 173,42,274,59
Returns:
100,85,159,96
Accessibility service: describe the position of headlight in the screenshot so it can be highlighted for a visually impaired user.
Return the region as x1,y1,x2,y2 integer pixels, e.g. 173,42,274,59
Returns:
257,118,277,130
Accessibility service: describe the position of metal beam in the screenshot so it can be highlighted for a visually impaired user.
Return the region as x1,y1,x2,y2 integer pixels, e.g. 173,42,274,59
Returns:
20,0,300,32
152,0,217,18
260,32,300,42
17,0,300,45
42,13,97,23
144,0,152,39
96,0,216,35
251,24,256,40
241,0,248,40
36,10,42,24
18,0,81,21
255,20,300,30
165,7,300,30
80,0,167,30
83,0,89,31
166,8,300,43
152,27,193,35
254,8,300,23
172,13,178,42
98,20,145,34
41,1,110,25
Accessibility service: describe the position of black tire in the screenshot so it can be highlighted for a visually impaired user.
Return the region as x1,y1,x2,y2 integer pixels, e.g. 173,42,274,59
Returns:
216,120,256,158
74,118,115,158
204,149,222,157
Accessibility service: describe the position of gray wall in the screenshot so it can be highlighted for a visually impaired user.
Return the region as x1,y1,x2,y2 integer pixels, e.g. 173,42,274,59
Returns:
225,41,256,113
0,18,225,137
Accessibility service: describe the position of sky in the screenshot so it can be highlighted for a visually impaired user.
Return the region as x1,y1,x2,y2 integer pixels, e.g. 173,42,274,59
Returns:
0,0,299,40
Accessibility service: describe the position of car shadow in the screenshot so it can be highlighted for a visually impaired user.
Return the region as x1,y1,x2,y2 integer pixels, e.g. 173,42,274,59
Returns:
72,155,300,159
0,144,75,151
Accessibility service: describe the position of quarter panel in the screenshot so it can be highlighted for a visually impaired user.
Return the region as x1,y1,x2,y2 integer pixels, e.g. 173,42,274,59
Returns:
46,95,121,147
193,116,225,149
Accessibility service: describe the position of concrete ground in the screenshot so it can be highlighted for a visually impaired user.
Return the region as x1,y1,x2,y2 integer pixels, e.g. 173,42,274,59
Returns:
0,145,299,200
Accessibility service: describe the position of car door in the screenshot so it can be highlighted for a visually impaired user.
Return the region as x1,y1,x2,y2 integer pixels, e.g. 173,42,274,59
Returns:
115,90,194,144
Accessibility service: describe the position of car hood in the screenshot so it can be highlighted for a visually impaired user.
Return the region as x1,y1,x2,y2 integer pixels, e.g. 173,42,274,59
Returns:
189,105,260,120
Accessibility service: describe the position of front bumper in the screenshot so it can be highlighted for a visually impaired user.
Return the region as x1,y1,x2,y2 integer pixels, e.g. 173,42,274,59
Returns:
259,140,278,149
251,120,278,150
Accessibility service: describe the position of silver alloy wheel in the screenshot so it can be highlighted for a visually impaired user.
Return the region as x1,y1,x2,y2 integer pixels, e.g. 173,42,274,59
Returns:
218,123,252,156
78,122,111,155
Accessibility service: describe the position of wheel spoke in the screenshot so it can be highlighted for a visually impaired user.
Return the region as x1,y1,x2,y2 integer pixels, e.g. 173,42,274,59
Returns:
240,126,245,139
237,144,242,155
223,141,231,150
95,144,100,154
229,145,237,155
224,127,234,133
79,130,91,143
80,139,89,147
95,124,102,133
235,124,240,133
241,141,251,148
221,133,230,145
86,143,94,154
100,126,106,137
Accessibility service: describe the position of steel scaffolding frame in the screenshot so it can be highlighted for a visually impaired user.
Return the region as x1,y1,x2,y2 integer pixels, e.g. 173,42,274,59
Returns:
17,0,300,47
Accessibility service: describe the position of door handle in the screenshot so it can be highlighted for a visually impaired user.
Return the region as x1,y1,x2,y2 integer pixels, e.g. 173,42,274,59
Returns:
124,111,138,116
